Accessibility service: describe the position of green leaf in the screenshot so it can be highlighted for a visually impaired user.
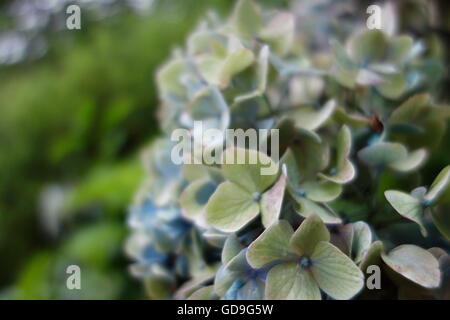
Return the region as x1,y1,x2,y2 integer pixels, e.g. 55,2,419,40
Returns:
246,220,296,268
206,181,260,232
265,262,321,300
290,215,330,256
425,165,450,204
358,142,408,167
311,241,364,300
384,190,427,236
222,235,243,265
295,197,342,224
260,168,287,228
221,147,279,193
381,245,441,289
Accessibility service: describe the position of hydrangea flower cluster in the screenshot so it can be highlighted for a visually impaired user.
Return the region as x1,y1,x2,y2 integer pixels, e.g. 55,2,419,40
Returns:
126,0,450,300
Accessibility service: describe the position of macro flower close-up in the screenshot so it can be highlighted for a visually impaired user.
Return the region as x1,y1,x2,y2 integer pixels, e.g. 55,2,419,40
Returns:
0,0,449,309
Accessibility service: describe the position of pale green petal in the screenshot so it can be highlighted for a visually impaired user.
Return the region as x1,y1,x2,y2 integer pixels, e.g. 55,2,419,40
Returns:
358,142,408,167
311,241,364,300
156,58,187,97
330,39,357,71
233,45,269,104
425,165,450,204
376,73,406,99
259,12,295,55
261,169,287,228
231,0,262,39
290,215,330,256
288,133,330,180
388,93,429,124
180,179,216,217
381,245,441,289
246,220,296,268
294,100,336,131
188,285,218,300
319,160,355,184
226,249,249,272
336,125,352,163
347,29,387,65
206,181,260,232
222,235,243,265
388,35,414,65
431,208,450,241
214,265,241,297
351,221,372,263
238,279,265,300
300,180,342,202
265,262,321,300
388,148,427,172
203,229,228,248
356,69,384,85
360,240,384,273
220,48,254,87
384,190,426,236
295,197,342,224
318,125,355,184
221,147,279,193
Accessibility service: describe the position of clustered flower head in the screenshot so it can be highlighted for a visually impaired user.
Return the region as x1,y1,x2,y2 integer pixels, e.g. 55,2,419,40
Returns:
126,0,450,300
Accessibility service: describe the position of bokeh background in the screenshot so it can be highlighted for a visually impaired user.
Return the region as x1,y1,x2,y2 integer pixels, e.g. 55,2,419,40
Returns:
0,0,234,299
0,0,449,299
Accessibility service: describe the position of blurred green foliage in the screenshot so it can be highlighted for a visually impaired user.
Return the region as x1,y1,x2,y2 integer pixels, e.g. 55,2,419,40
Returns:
0,0,230,299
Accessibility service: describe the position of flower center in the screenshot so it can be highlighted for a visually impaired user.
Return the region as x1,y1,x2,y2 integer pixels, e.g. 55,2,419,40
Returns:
299,256,312,269
296,189,306,197
421,198,432,207
252,192,261,201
